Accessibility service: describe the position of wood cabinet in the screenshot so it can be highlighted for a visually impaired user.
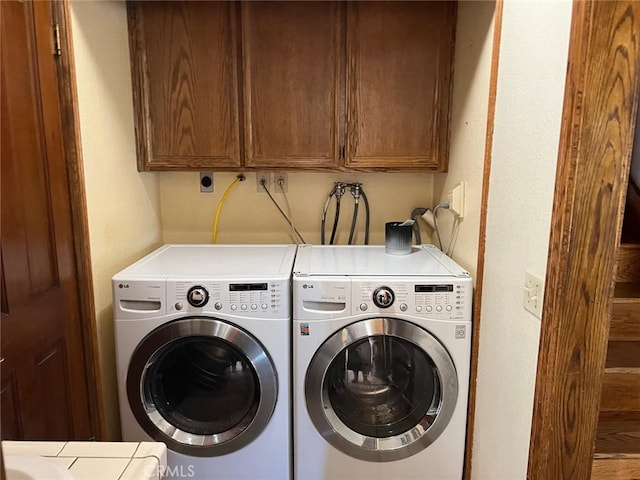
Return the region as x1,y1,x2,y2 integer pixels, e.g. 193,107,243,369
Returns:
128,1,242,170
127,1,456,172
242,2,342,169
345,2,455,170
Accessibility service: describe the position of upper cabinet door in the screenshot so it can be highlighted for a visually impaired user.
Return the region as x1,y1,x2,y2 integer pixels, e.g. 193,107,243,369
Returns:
345,2,456,171
242,2,343,169
128,2,242,171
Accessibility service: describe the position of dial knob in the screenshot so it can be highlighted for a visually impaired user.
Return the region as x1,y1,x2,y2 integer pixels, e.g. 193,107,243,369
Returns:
373,286,395,308
187,286,209,308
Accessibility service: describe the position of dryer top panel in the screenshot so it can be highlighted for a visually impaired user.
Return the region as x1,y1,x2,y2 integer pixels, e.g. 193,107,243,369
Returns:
293,245,470,277
113,244,298,280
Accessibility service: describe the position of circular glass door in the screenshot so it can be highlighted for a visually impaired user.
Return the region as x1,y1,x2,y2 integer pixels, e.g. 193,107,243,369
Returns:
305,318,458,462
127,317,277,456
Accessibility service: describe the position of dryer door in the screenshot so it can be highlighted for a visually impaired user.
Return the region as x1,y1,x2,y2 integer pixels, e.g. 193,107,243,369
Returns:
126,317,277,457
305,317,458,462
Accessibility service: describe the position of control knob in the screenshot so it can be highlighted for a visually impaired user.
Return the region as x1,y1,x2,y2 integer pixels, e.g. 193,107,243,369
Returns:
187,286,209,308
373,286,395,308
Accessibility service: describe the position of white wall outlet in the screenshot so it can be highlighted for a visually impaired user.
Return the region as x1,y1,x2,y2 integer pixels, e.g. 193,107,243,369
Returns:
274,173,288,193
256,173,272,193
448,182,466,218
523,271,544,318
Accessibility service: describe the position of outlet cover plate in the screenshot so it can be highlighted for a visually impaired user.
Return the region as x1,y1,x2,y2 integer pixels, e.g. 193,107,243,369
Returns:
523,271,544,318
256,173,271,193
200,172,214,193
448,182,465,218
274,173,288,193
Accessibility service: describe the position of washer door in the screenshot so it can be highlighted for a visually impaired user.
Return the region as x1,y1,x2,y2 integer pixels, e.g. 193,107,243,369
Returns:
127,317,277,457
305,318,458,462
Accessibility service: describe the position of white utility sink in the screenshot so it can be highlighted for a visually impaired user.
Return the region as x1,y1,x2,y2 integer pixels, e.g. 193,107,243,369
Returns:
5,454,74,480
2,441,167,480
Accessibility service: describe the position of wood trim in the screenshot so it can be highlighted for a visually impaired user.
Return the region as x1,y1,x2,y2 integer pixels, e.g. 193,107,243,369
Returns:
528,1,640,478
463,1,503,478
125,2,153,172
51,0,105,440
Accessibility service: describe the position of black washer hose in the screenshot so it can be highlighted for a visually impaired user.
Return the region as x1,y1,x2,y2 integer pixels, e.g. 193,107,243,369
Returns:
348,199,359,245
361,189,370,245
329,196,341,245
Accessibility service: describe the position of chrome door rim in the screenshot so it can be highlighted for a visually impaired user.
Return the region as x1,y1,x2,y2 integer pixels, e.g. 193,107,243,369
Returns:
127,317,277,457
305,317,458,462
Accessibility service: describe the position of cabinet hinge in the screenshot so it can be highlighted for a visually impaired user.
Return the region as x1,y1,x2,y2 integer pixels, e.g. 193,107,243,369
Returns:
53,23,62,57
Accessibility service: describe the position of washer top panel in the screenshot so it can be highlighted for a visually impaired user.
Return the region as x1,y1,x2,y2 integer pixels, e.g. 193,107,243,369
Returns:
293,245,469,277
113,244,297,280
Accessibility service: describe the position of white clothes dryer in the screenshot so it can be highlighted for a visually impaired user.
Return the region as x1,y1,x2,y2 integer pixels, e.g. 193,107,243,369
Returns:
113,244,296,480
293,245,472,480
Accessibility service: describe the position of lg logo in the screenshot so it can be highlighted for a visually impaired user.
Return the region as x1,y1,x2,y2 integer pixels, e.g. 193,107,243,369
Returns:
118,283,130,289
302,284,314,289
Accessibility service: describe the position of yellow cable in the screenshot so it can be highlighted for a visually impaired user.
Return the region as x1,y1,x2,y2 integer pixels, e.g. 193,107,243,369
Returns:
212,176,243,244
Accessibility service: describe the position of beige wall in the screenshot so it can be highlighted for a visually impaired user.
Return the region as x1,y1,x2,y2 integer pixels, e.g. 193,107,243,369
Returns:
160,172,433,245
471,0,572,478
434,1,496,280
70,1,162,440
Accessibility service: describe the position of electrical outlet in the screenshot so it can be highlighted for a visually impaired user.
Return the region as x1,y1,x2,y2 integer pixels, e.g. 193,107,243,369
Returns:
523,271,544,318
200,172,214,193
256,173,271,193
447,182,465,218
274,173,288,193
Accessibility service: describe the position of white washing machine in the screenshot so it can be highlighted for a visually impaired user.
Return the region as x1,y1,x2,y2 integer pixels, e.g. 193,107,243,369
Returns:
113,244,297,480
293,245,472,480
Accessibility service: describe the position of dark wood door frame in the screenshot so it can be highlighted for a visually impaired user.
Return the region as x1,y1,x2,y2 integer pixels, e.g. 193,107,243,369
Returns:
528,1,639,478
49,0,105,439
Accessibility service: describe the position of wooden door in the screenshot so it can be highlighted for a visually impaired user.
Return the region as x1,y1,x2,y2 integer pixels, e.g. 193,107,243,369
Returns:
345,1,456,171
242,1,343,169
1,0,93,440
127,1,242,171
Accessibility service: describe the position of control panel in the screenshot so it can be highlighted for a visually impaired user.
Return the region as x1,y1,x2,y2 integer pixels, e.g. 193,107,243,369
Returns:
352,278,472,321
167,279,289,319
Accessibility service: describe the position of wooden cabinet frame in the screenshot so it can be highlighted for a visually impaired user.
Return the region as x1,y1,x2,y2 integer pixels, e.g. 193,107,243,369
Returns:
127,1,456,173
